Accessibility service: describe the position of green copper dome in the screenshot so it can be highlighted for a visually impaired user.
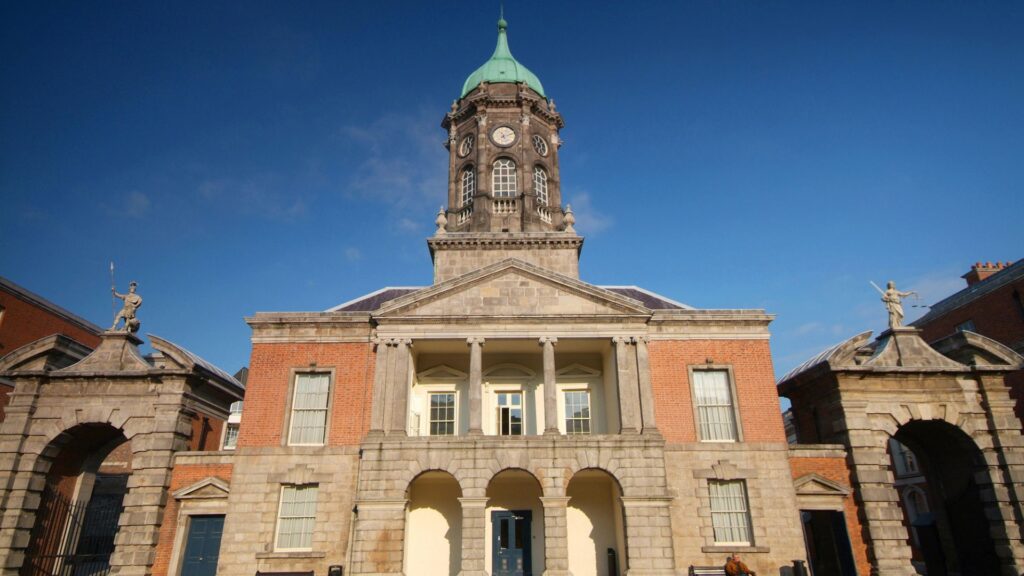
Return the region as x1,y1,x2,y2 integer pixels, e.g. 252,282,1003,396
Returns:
460,18,545,98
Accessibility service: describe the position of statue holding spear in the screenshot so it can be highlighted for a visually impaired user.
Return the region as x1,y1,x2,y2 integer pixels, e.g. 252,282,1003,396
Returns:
871,280,917,330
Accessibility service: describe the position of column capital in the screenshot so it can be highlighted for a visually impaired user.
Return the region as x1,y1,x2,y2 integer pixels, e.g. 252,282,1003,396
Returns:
466,336,486,346
539,496,572,508
458,496,489,508
539,336,558,346
611,336,639,344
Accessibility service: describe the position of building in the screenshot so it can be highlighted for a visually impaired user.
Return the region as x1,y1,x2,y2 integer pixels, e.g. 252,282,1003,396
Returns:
0,277,104,422
913,260,1024,421
1,16,1022,576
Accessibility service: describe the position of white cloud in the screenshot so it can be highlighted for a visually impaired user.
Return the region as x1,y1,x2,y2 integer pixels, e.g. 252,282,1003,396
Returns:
564,190,612,234
196,175,307,222
125,191,151,218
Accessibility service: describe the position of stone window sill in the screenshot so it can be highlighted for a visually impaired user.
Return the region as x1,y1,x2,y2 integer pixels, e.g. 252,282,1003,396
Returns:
255,551,326,560
701,545,770,554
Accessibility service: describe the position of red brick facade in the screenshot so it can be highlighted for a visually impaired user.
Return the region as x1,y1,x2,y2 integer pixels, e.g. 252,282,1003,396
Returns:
790,455,871,576
238,342,375,448
152,463,234,576
649,339,786,444
0,285,101,357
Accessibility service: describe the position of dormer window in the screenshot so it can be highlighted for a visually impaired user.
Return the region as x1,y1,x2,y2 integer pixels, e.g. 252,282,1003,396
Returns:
492,159,517,197
461,168,476,206
533,166,548,206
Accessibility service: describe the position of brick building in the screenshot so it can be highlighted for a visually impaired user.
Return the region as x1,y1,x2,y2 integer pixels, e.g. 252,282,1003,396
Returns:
0,277,103,423
913,260,1024,421
1,16,1022,576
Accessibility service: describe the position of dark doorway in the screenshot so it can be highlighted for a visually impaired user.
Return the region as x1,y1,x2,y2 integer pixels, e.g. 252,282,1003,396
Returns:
800,510,857,576
894,421,1002,576
21,424,130,576
181,515,225,576
492,510,532,576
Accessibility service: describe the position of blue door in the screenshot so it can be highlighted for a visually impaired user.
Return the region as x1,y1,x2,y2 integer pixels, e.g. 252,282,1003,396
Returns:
492,510,532,576
182,515,224,576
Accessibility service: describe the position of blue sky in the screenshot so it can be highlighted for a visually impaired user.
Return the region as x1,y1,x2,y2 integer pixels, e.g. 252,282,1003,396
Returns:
2,1,1021,382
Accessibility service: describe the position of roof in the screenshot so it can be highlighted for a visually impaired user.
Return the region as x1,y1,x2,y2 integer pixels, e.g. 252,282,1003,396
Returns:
0,276,103,335
149,334,245,391
461,18,545,98
912,259,1024,327
327,284,691,313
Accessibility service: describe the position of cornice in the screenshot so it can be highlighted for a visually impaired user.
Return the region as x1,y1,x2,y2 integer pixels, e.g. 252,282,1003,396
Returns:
428,233,583,251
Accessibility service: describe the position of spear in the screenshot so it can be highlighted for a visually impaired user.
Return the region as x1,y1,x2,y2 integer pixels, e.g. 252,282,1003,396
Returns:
869,280,885,296
110,261,116,319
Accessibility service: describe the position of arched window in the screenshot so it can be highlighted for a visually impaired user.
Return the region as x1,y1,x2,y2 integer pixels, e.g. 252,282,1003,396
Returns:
533,166,548,206
492,158,517,197
460,167,475,206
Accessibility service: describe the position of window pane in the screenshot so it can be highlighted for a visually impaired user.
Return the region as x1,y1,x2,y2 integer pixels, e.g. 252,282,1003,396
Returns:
278,485,318,550
492,159,517,197
693,370,737,441
224,424,240,449
533,166,548,206
709,481,751,545
429,393,455,436
290,374,329,445
564,391,591,435
461,169,475,206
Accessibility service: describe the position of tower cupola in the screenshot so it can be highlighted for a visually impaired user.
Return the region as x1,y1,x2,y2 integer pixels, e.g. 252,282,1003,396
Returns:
439,16,567,235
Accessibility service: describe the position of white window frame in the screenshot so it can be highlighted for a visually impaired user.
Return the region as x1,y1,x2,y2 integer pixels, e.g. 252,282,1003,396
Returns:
689,367,742,442
287,371,332,446
460,167,475,206
563,389,591,435
428,391,458,436
221,423,239,450
533,165,548,206
492,158,517,197
496,390,525,436
709,480,753,546
274,484,318,551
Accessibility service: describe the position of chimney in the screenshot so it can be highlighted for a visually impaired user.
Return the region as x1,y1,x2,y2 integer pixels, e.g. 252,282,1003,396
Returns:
962,261,1014,287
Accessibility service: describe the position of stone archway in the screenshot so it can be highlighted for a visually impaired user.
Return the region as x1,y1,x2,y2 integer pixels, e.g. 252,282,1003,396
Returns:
21,423,132,576
486,469,545,576
892,420,1002,576
404,471,463,576
566,468,626,576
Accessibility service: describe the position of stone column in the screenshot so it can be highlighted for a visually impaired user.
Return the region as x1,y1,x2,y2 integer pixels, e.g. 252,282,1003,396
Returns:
467,337,485,435
613,337,641,434
458,497,489,576
350,499,408,576
541,337,559,435
844,421,916,576
634,336,659,435
369,339,392,436
388,339,413,436
0,379,44,573
540,496,571,576
109,386,192,576
620,497,676,575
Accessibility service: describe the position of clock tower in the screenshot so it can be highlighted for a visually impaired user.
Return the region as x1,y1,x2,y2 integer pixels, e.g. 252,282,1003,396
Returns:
430,17,582,283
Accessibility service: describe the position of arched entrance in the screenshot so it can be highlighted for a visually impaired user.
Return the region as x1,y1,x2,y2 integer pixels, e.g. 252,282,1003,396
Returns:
404,471,463,576
486,469,544,576
566,469,626,576
892,420,1001,576
22,423,132,576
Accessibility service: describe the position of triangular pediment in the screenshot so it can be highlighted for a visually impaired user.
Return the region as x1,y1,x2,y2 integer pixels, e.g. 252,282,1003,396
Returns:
557,363,601,377
794,474,851,497
376,259,650,318
417,365,467,380
173,476,230,500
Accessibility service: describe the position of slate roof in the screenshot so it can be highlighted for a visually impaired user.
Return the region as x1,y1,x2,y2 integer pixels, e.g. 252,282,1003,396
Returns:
327,284,691,312
912,260,1024,327
0,276,103,335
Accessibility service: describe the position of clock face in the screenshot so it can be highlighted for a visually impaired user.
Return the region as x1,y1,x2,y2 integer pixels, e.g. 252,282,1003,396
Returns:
459,135,475,157
532,134,548,156
490,126,516,147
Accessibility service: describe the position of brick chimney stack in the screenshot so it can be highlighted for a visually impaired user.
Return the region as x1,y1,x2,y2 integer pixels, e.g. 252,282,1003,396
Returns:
962,261,1014,286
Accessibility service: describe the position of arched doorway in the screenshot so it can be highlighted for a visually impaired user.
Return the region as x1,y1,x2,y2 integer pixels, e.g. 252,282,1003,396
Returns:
566,469,626,576
892,420,1001,576
486,469,544,576
22,423,132,576
404,471,462,576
